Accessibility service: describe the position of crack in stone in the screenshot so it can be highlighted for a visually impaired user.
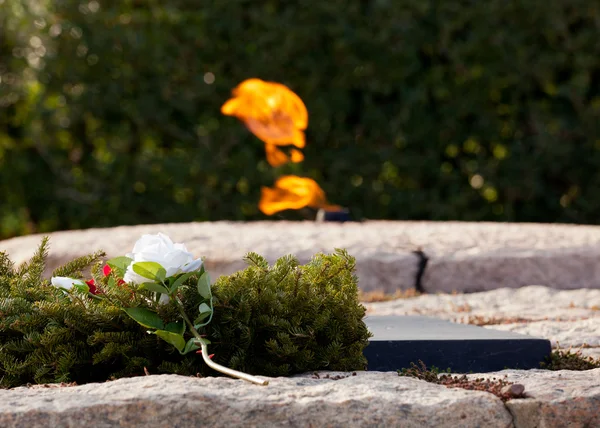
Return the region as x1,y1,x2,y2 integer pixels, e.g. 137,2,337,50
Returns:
504,401,519,428
412,249,429,293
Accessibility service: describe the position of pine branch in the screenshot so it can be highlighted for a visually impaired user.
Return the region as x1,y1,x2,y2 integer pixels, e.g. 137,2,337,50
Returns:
15,237,50,285
51,251,106,278
243,252,269,269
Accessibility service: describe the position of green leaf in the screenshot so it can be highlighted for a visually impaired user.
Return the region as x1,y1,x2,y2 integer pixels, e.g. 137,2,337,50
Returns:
73,282,89,294
139,282,169,294
154,330,185,352
165,321,185,335
194,317,210,326
198,302,211,315
169,271,195,294
182,337,201,355
194,302,213,328
106,256,133,275
124,307,164,330
197,272,211,299
194,313,210,328
132,262,167,282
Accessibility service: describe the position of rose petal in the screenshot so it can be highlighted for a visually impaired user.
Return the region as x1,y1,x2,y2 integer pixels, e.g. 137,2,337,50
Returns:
131,234,160,254
85,279,99,295
195,350,215,359
126,233,203,283
181,259,203,273
102,265,112,276
51,276,84,291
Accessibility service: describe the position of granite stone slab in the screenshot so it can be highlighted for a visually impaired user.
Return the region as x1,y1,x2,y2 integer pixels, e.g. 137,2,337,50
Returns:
365,286,600,358
2,221,600,293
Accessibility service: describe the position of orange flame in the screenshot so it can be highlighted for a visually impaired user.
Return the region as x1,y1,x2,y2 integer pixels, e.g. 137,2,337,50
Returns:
221,78,308,151
265,143,304,167
259,175,340,215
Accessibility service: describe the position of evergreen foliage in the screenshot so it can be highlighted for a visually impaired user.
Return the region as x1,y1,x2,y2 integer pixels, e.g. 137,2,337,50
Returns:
197,250,371,376
0,238,191,387
0,241,370,387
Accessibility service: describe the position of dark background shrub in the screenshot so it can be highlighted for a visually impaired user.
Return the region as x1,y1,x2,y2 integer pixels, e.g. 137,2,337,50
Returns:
1,0,600,239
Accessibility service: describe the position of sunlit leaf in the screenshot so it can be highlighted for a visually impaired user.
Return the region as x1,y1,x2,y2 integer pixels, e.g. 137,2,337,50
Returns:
154,330,185,352
106,256,133,275
132,262,166,282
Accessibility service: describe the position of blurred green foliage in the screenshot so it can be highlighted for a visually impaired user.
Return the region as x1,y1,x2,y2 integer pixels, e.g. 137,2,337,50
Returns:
1,0,600,238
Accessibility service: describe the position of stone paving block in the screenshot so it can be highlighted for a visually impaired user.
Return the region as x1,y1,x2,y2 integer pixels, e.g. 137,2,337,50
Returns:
478,368,600,428
2,221,600,293
0,373,513,428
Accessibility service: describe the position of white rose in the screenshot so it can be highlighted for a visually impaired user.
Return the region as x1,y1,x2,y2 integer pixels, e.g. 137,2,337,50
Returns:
51,276,85,291
123,233,203,285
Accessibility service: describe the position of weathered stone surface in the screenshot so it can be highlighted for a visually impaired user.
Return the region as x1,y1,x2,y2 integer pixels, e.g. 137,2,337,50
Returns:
1,369,597,428
366,285,600,356
502,383,525,397
366,285,600,321
579,348,600,360
475,368,600,428
0,372,513,428
2,221,600,293
0,285,597,427
0,221,418,293
487,318,600,349
415,222,600,293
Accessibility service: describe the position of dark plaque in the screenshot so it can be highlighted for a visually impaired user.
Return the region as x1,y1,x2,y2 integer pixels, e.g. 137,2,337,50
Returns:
363,315,552,373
